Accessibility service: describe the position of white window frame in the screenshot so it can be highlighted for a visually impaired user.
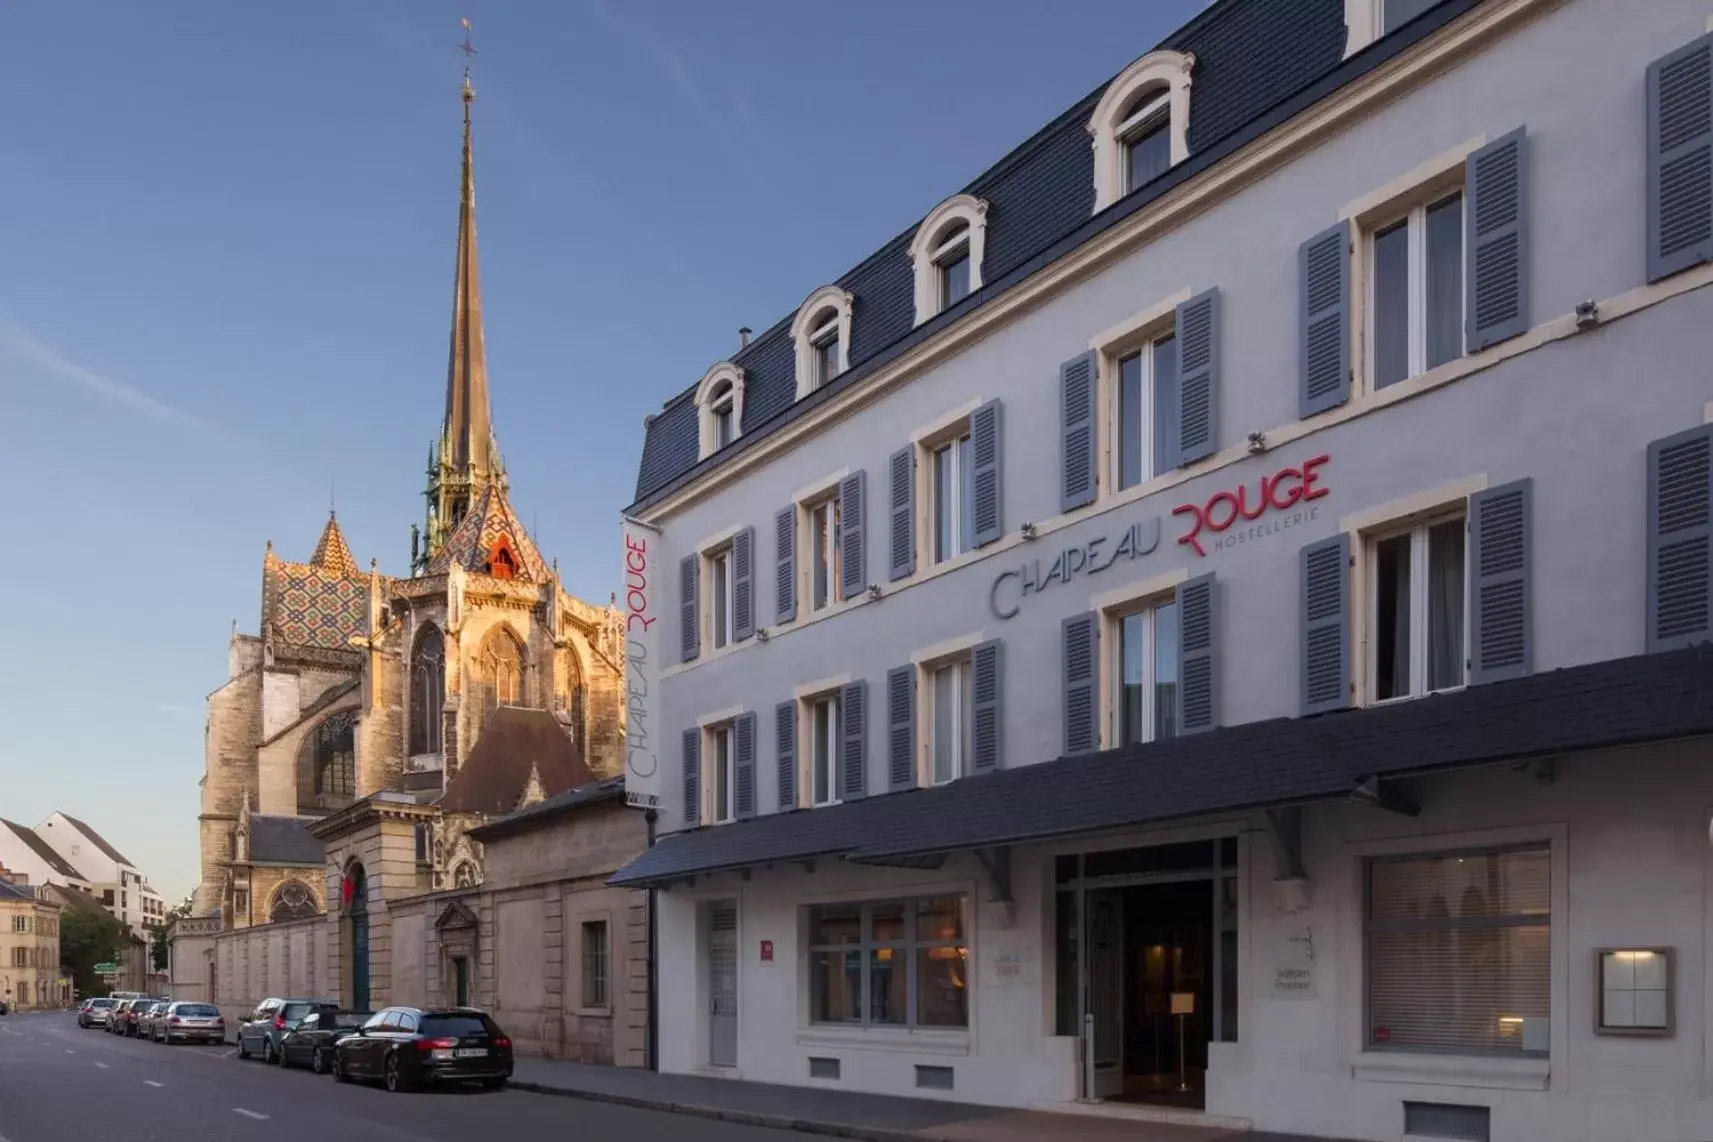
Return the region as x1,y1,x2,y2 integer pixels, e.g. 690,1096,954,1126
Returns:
705,722,736,824
909,194,988,325
705,543,735,651
934,225,973,310
695,361,746,460
1087,50,1195,212
807,495,842,612
1117,91,1171,195
1362,510,1469,705
804,691,841,808
791,286,853,399
1103,594,1178,749
923,654,973,786
1359,185,1466,394
927,430,973,566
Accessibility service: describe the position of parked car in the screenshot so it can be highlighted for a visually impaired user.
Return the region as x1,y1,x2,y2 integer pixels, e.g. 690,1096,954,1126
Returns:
280,1009,370,1073
235,998,283,1058
332,1007,513,1092
118,997,165,1037
152,1002,225,1045
106,998,139,1034
134,1000,168,1039
78,998,116,1028
237,997,334,1063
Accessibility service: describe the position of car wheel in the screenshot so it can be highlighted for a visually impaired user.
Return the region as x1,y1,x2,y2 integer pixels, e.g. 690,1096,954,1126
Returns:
237,1036,250,1060
331,1050,350,1084
311,1047,326,1075
383,1053,408,1093
263,1040,276,1065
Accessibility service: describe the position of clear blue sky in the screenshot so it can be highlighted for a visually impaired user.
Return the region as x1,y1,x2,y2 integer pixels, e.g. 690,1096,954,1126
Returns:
0,0,1207,902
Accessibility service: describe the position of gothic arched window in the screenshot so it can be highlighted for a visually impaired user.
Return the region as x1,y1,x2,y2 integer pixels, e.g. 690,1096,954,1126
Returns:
269,879,319,923
478,627,525,711
410,624,445,756
310,710,356,798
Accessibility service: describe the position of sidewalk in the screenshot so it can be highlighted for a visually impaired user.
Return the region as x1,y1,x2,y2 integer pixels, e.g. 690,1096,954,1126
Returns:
507,1058,1356,1142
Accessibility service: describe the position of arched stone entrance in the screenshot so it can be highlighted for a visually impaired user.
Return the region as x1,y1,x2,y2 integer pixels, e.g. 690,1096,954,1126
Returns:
343,862,370,1011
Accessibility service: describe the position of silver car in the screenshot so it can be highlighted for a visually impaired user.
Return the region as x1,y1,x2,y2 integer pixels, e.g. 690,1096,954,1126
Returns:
153,1002,225,1045
136,1001,171,1040
78,998,118,1029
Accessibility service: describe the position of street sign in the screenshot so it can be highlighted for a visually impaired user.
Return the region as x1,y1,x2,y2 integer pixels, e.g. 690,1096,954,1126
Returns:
92,962,118,974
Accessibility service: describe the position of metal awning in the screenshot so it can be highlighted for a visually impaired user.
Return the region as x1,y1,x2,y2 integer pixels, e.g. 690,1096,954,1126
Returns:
611,644,1713,889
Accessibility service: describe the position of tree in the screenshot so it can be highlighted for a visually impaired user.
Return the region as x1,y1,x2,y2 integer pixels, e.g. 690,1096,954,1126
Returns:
60,903,127,998
150,894,194,972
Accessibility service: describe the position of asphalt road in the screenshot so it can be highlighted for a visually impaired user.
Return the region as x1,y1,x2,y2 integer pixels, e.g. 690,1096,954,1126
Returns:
0,1010,803,1142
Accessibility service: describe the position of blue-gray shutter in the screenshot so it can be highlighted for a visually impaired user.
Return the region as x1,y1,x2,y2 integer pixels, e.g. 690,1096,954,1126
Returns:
971,639,1003,773
888,447,916,581
1060,351,1098,512
1469,479,1533,684
1299,222,1350,417
731,526,755,643
681,727,700,827
775,507,796,624
971,399,1004,547
1176,573,1217,734
1647,425,1713,651
1062,613,1100,756
1174,289,1220,466
839,471,866,600
839,680,867,799
1646,33,1713,283
679,554,699,663
1465,128,1528,352
1300,534,1350,715
775,700,797,812
733,711,757,818
886,665,915,791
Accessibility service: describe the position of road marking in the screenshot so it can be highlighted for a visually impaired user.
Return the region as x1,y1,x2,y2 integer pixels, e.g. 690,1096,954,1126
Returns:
94,1062,109,1069
221,1049,236,1057
144,1080,164,1088
233,1109,269,1121
63,1049,75,1054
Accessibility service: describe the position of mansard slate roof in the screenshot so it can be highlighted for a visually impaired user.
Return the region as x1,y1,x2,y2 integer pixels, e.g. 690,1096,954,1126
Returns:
247,816,325,866
439,706,594,815
611,644,1713,887
1,820,85,881
425,482,549,580
630,0,1478,510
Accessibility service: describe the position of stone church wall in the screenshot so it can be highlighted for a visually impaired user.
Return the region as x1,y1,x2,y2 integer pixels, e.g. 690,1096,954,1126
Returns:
197,669,262,915
359,637,406,797
209,911,331,1026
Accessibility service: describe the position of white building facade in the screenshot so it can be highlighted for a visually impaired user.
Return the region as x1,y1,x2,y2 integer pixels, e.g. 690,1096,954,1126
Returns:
35,813,165,939
616,2,1713,1140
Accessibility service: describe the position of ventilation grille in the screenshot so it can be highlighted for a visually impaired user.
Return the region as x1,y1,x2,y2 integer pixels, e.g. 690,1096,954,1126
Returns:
808,1056,840,1080
1404,1101,1490,1142
914,1064,955,1091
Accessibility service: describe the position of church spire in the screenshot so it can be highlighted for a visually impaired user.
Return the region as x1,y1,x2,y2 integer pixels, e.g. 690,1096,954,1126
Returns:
444,66,493,478
310,511,361,579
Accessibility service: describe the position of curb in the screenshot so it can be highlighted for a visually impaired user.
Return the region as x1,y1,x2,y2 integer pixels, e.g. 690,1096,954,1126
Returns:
507,1079,930,1142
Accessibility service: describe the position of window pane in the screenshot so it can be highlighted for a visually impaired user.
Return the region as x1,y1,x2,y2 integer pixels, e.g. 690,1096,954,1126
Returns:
931,665,956,784
713,555,730,648
1118,352,1145,490
916,897,964,943
1126,121,1170,190
811,951,863,1022
1153,599,1180,741
1369,924,1549,1052
940,253,971,307
1375,533,1413,699
810,905,862,946
957,434,974,555
1054,891,1079,1036
1120,612,1146,745
868,949,906,1024
871,903,907,944
818,338,839,383
1427,518,1466,690
812,700,833,804
715,407,733,448
933,445,953,562
812,504,829,610
1373,219,1410,388
714,730,731,819
1151,335,1178,478
1369,848,1551,923
917,947,970,1027
1426,194,1463,369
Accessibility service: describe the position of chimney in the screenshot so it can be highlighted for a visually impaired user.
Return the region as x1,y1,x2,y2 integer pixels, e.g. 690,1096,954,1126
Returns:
739,326,752,350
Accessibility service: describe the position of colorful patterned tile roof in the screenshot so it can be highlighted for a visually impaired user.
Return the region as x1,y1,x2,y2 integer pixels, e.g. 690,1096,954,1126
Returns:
309,513,362,578
426,482,547,580
268,563,369,651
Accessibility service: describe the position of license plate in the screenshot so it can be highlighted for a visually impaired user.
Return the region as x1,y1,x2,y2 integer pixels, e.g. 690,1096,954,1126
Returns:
454,1048,488,1058
430,1049,454,1059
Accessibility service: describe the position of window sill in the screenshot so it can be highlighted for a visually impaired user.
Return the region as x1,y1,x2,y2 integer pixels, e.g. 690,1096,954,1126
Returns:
1350,1051,1548,1090
796,1026,970,1056
573,1005,612,1019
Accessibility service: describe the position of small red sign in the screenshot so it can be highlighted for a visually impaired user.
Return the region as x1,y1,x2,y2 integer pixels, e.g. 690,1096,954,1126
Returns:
759,939,774,963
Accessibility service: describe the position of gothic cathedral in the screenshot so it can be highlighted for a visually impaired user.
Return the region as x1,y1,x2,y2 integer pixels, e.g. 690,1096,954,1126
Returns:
193,74,625,930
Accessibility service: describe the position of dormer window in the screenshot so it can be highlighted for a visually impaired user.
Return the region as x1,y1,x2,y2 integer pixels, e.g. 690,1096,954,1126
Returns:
486,536,517,580
792,286,854,400
910,194,989,325
1088,49,1195,213
695,361,746,460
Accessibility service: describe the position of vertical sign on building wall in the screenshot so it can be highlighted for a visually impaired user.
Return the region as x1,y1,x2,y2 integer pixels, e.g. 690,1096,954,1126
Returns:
622,516,662,808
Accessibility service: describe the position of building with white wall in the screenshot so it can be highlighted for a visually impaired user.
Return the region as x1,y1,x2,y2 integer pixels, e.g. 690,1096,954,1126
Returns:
614,1,1713,1140
0,821,89,895
35,812,165,940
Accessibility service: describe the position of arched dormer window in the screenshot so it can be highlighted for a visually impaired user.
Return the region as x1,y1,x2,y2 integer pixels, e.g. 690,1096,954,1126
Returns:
409,623,445,757
910,194,989,325
791,285,854,399
485,535,518,580
1087,49,1195,213
695,362,745,460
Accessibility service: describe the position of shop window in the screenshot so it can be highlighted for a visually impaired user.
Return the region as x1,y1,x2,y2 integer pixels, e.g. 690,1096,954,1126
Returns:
808,895,968,1029
1368,513,1466,701
1366,845,1550,1054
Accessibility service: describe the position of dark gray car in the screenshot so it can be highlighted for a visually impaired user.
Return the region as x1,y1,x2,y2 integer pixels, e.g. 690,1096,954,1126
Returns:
239,998,335,1064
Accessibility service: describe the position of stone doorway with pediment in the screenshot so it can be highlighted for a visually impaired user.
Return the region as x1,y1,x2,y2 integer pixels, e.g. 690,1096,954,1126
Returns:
435,897,481,1008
